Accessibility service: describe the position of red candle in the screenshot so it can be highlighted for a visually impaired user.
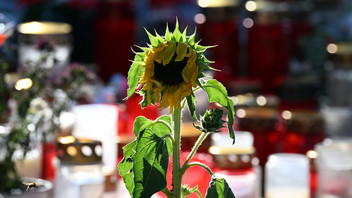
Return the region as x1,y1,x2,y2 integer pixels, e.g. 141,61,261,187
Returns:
0,34,7,47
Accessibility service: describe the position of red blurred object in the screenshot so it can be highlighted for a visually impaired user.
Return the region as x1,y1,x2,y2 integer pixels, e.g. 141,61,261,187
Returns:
289,21,313,56
156,152,212,198
247,23,289,94
307,150,318,198
310,165,318,197
225,78,262,96
17,0,44,5
124,94,160,135
67,0,97,9
235,107,280,167
279,99,319,112
149,0,193,6
275,78,321,111
199,20,239,84
94,1,135,82
40,142,56,182
0,34,7,47
180,122,211,153
281,110,325,154
116,97,159,163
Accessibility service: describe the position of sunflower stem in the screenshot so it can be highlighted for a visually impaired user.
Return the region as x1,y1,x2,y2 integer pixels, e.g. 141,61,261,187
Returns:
172,105,182,198
181,132,209,175
184,162,214,176
161,187,173,198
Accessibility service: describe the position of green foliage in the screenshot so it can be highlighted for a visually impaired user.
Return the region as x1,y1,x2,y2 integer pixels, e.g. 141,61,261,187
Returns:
120,19,236,198
126,62,145,99
0,59,8,112
205,177,236,198
132,129,172,198
118,116,173,198
195,108,226,133
181,185,201,198
0,46,96,193
186,94,197,120
203,79,235,142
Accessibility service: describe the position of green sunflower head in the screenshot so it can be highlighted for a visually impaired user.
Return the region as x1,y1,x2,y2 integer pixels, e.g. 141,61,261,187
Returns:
125,20,215,112
125,19,235,142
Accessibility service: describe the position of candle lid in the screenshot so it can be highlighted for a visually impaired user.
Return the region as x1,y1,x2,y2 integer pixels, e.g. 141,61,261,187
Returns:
281,110,323,134
209,145,257,169
57,136,102,165
17,21,72,35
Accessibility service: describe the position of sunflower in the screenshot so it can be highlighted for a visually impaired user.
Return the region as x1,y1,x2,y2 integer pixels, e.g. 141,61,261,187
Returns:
126,21,214,112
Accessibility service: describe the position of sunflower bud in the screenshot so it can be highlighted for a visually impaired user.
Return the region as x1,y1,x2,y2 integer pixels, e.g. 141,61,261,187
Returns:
198,108,226,133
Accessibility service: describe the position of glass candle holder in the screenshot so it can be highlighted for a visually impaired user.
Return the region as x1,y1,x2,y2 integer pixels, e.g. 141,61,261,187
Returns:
235,107,280,167
54,136,105,198
17,21,72,73
281,110,325,154
265,153,310,198
315,139,352,198
209,132,261,198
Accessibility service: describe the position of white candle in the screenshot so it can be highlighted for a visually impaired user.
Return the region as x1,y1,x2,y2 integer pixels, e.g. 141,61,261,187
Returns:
266,187,310,198
265,154,310,198
15,148,42,178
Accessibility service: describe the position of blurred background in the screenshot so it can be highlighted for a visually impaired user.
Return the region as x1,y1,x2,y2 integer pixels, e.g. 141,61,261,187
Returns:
2,0,351,104
1,0,352,198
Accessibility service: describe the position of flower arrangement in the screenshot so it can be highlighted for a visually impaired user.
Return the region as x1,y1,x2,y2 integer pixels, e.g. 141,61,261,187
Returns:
0,39,95,194
118,20,236,198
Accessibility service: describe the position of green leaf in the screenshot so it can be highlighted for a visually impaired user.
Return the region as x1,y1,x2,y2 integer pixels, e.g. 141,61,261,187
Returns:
133,115,172,138
126,62,144,99
186,94,197,121
181,185,199,198
117,140,137,196
118,115,172,197
133,116,154,137
156,115,172,129
197,60,212,72
165,24,172,41
145,28,159,47
134,53,145,62
135,45,150,52
132,129,172,198
205,177,236,198
196,44,217,53
181,26,187,42
155,30,165,44
188,28,196,46
173,19,182,42
152,115,172,137
203,79,235,143
226,99,235,142
200,55,215,64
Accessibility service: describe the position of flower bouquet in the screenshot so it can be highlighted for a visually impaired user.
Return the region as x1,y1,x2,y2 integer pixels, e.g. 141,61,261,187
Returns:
0,38,95,195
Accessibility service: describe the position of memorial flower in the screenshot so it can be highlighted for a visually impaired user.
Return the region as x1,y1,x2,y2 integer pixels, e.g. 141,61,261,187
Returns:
119,20,236,198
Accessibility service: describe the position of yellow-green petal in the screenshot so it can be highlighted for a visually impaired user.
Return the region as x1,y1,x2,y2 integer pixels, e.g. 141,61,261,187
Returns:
163,41,176,66
175,42,188,62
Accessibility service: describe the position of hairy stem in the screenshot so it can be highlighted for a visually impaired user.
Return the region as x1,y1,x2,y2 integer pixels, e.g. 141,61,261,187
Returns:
161,187,173,198
163,134,175,146
195,189,203,198
155,120,173,132
172,106,182,198
182,162,214,177
181,132,209,173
